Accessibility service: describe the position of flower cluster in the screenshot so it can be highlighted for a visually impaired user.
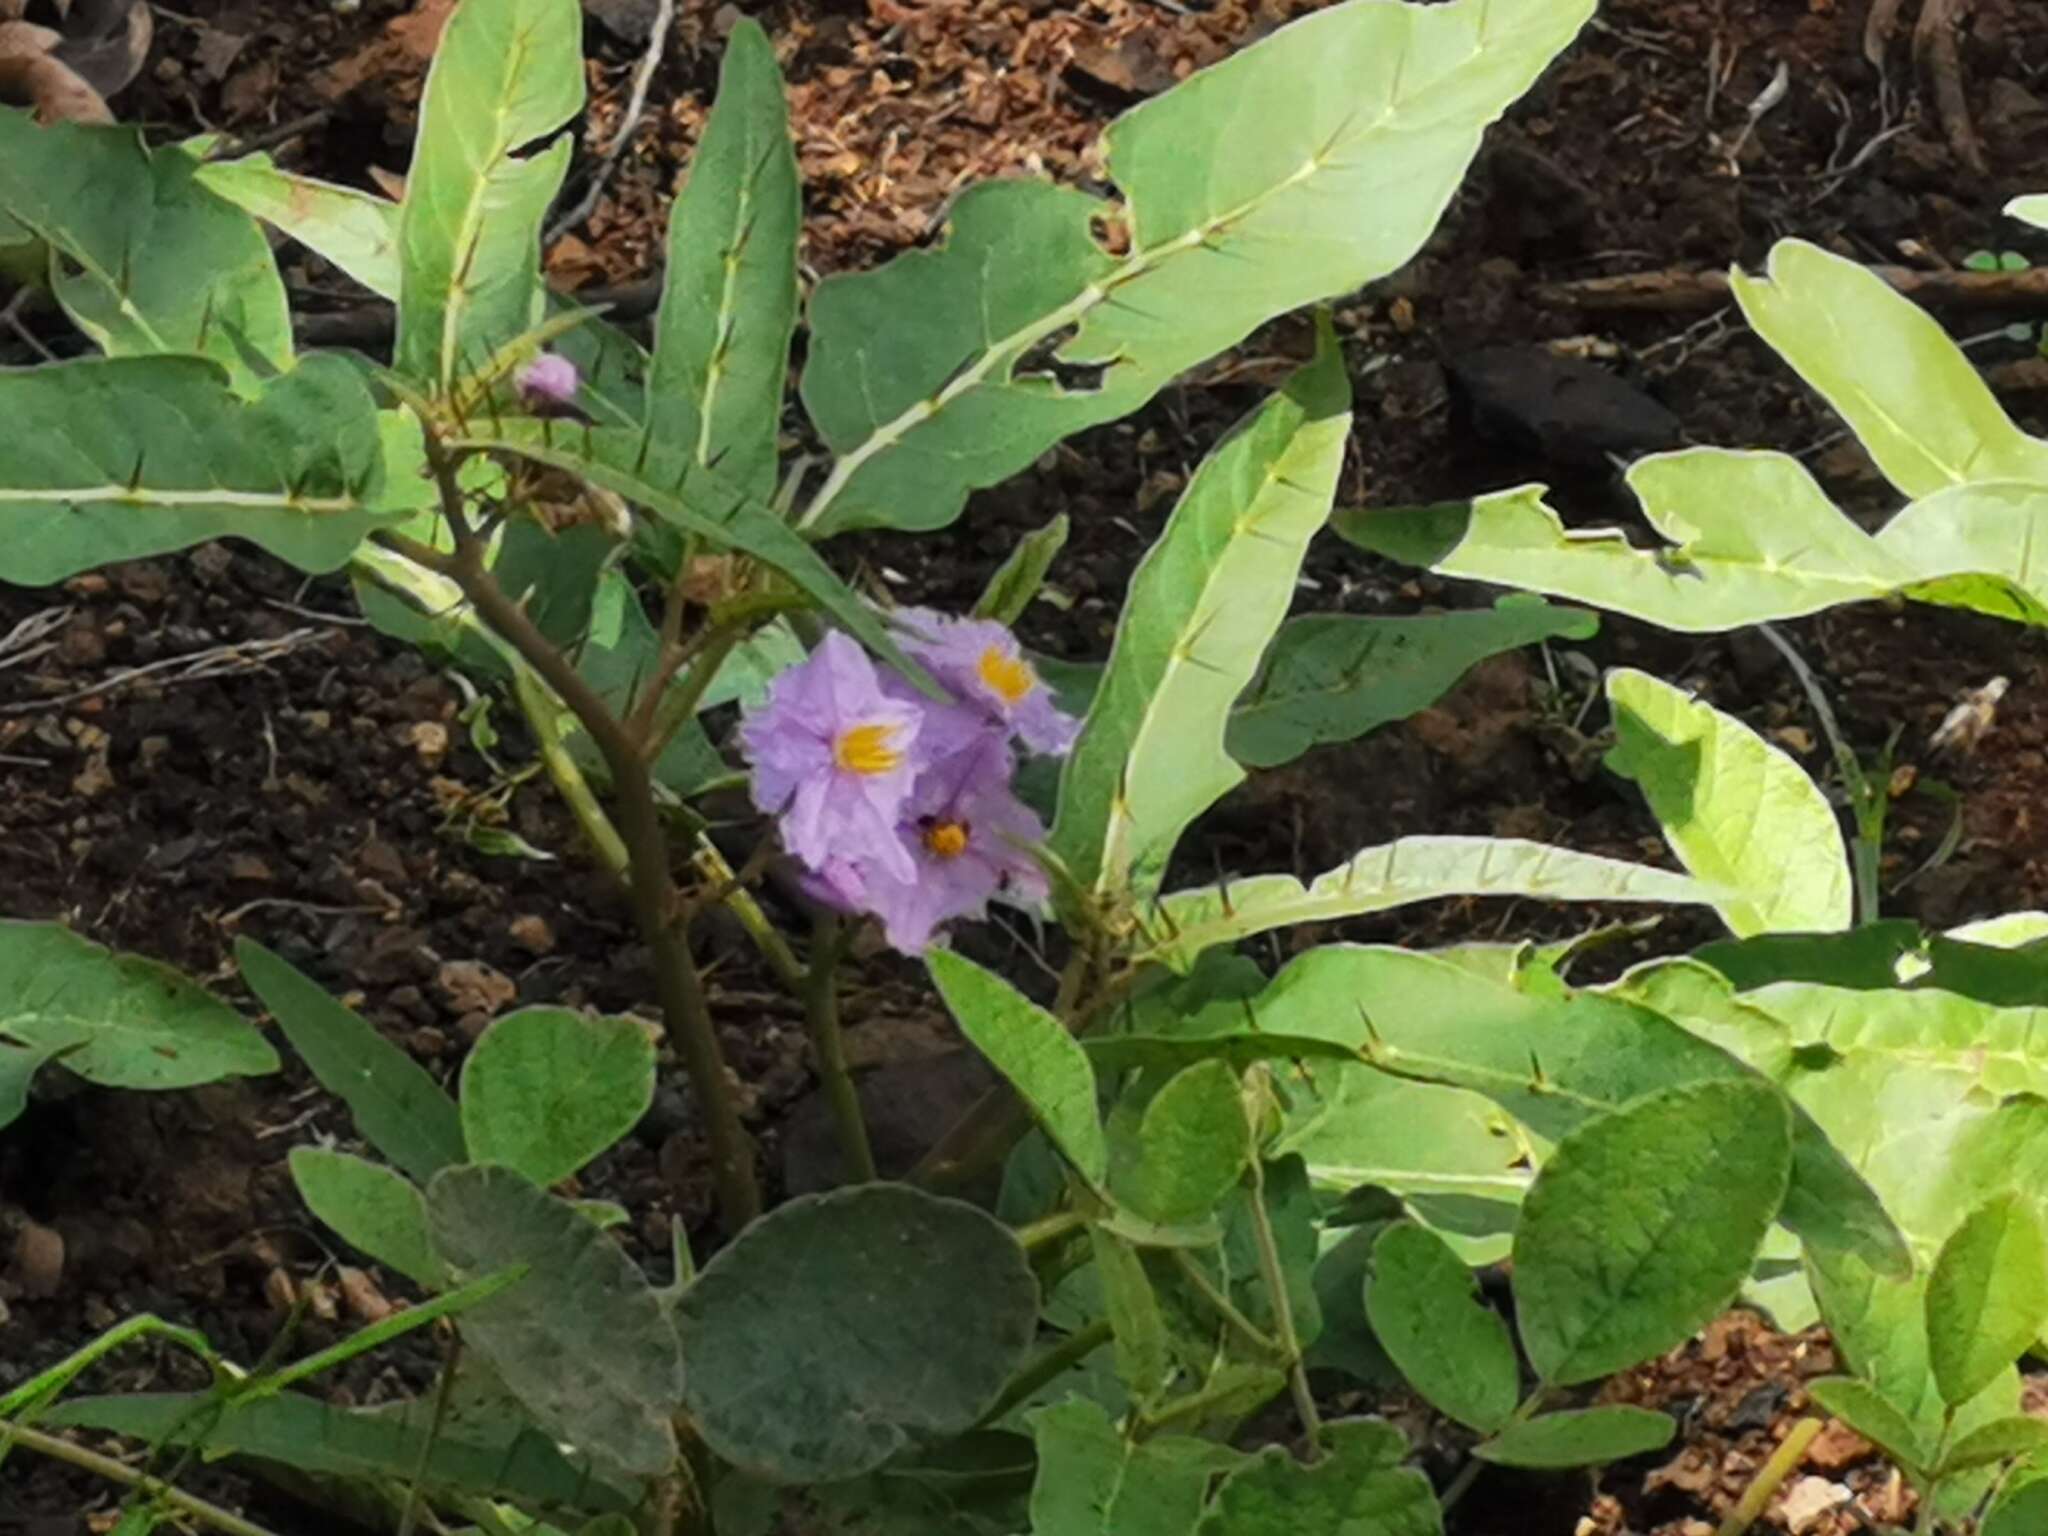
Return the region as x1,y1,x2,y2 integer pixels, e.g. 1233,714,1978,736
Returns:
739,611,1079,954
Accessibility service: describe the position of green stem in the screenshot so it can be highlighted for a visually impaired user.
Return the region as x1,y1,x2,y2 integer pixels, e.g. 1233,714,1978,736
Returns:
974,1319,1115,1430
1170,1249,1281,1358
5,1423,285,1536
1441,1385,1550,1512
691,835,804,994
803,912,876,1184
1015,1209,1090,1254
0,1314,228,1418
1243,1150,1321,1455
387,452,761,1233
512,667,631,884
1717,1417,1823,1536
397,1336,462,1536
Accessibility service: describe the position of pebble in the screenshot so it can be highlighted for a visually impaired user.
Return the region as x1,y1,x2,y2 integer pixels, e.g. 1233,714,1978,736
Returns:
509,914,557,955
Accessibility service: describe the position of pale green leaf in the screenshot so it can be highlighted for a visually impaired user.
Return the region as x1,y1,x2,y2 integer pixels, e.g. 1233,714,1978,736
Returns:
645,19,797,499
1091,1226,1171,1400
798,0,1593,535
0,355,396,585
1262,947,1905,1279
288,1148,444,1289
1051,331,1350,897
1138,835,1716,973
676,1184,1037,1484
240,938,464,1185
0,922,274,1116
460,1008,657,1187
1342,453,2048,633
1365,1223,1518,1432
1229,597,1596,769
0,114,291,392
1805,1376,1931,1472
1513,1079,1791,1385
196,154,401,299
2008,194,2048,233
1119,1059,1248,1226
1729,240,2048,500
1605,668,1851,937
1196,1422,1439,1536
1940,1414,2048,1474
1925,1191,2048,1407
394,0,584,389
928,950,1106,1184
1472,1407,1674,1468
974,514,1069,627
427,1165,683,1477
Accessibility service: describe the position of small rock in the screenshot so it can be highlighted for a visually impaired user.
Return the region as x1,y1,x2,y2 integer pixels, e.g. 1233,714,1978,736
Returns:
409,1026,450,1059
138,735,172,772
1805,1416,1875,1472
1447,346,1682,467
227,853,272,883
8,1220,64,1299
336,1265,392,1323
436,959,515,1017
509,914,557,955
456,1010,494,1042
407,720,450,764
1779,1475,1852,1534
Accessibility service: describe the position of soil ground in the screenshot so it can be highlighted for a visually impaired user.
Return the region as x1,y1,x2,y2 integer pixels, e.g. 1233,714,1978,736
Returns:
7,0,2048,1530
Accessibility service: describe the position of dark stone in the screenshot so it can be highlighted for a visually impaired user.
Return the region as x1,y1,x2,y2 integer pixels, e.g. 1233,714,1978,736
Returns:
1445,346,1683,468
780,1049,998,1199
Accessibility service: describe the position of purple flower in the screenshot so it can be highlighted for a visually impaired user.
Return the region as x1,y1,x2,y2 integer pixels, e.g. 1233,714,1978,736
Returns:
516,353,580,406
854,725,1051,954
894,608,1079,756
738,632,923,882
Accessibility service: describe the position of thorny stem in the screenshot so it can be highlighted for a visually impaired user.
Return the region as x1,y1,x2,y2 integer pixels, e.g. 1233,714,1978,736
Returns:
1243,1148,1321,1456
974,1319,1115,1430
691,836,805,993
5,1423,285,1536
1716,1416,1823,1536
388,442,762,1231
803,912,877,1184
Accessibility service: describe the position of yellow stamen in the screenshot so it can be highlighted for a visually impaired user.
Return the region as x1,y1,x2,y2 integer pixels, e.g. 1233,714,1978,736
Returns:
976,646,1036,705
923,820,971,859
834,722,903,777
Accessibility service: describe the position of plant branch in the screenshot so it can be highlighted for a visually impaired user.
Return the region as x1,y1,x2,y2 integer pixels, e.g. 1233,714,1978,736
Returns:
1169,1249,1281,1357
1717,1416,1823,1536
1243,1149,1321,1455
802,911,876,1184
4,1423,285,1536
395,447,761,1230
973,1319,1115,1430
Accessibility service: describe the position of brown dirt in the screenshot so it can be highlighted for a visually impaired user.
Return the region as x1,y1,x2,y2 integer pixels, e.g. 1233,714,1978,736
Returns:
9,0,2048,1530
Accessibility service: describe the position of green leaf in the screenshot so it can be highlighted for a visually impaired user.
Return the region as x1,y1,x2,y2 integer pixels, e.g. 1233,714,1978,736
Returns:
1139,836,1716,973
44,1389,633,1511
1730,240,2048,501
1228,597,1597,769
445,420,923,681
288,1148,443,1289
459,1008,656,1187
1364,1223,1518,1433
0,116,291,392
1806,1376,1931,1473
1262,947,1908,1279
644,19,797,500
196,154,401,299
676,1184,1037,1484
1338,460,2048,635
0,922,275,1120
1925,1191,2048,1407
974,514,1070,628
1605,668,1851,937
240,938,463,1184
1026,1397,1236,1536
0,354,398,586
2008,194,2048,233
929,950,1107,1185
1091,1227,1172,1401
1513,1079,1792,1386
427,1165,683,1477
1051,332,1349,897
798,0,1594,536
1084,1032,1357,1078
394,0,583,390
1119,1060,1248,1226
1196,1421,1440,1536
1939,1414,2048,1474
1473,1407,1673,1468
